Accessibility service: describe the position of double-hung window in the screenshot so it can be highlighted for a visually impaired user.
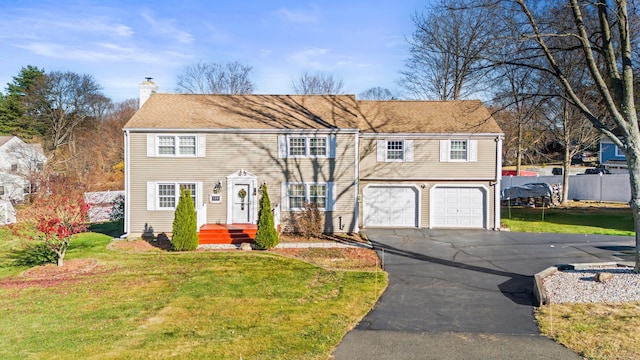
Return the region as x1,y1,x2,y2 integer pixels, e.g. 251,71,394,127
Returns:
376,139,413,162
439,139,477,162
289,137,307,156
155,135,198,157
286,136,328,157
449,140,468,161
386,140,404,161
287,183,330,210
157,183,197,209
309,137,327,156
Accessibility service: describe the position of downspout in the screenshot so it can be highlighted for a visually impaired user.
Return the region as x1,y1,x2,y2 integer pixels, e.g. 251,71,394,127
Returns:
495,135,504,230
353,131,360,233
121,130,130,238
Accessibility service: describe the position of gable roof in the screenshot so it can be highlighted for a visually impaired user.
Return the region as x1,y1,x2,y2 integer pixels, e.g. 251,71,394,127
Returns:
124,94,360,130
357,100,502,134
0,136,13,147
124,94,503,134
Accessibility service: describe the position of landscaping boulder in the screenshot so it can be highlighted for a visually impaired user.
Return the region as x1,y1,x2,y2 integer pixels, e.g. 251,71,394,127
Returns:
594,272,614,283
239,242,253,251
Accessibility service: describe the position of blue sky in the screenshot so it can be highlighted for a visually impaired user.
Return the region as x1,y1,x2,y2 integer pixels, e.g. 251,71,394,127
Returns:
0,1,430,102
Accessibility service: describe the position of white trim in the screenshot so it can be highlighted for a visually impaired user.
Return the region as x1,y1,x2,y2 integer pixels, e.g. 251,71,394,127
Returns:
353,132,360,233
429,184,489,230
126,128,359,134
124,130,131,236
360,132,503,139
362,183,421,228
226,170,258,224
494,136,503,230
360,177,498,181
615,145,626,158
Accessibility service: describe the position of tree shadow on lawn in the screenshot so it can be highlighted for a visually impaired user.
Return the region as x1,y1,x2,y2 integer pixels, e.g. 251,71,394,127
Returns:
370,240,536,306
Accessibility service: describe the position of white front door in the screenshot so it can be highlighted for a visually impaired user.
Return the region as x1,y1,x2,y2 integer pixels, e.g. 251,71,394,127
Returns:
232,183,251,223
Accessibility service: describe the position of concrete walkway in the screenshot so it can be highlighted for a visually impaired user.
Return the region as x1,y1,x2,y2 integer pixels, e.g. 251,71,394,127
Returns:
333,228,634,359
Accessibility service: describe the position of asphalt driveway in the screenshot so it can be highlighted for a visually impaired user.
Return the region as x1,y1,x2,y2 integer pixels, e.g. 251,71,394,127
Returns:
333,229,635,359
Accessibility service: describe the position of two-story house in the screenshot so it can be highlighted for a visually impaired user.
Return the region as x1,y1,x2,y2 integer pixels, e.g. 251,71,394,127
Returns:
0,136,46,203
122,93,503,242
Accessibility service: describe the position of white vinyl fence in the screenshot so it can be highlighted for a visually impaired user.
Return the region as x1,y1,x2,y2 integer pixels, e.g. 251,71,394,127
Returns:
84,190,125,222
501,174,631,203
0,200,17,225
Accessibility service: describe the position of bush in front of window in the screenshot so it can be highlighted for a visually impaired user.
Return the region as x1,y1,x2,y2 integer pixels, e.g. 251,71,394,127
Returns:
295,203,324,239
171,188,198,251
254,185,279,250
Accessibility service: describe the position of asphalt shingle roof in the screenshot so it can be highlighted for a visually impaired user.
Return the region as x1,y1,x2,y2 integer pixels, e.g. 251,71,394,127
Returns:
124,94,503,134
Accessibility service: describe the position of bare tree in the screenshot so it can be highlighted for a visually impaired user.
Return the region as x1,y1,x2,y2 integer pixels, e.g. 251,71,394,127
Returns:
492,65,548,175
358,87,396,100
494,0,640,271
176,61,255,94
22,71,104,151
291,71,345,95
400,0,494,100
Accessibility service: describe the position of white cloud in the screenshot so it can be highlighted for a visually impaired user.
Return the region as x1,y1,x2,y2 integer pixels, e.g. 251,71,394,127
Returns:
259,49,272,58
289,47,331,69
15,41,187,65
274,6,319,24
140,11,194,44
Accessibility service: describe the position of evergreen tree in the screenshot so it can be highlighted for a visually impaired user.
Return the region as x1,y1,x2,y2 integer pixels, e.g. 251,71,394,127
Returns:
254,185,279,250
171,187,198,251
0,65,46,137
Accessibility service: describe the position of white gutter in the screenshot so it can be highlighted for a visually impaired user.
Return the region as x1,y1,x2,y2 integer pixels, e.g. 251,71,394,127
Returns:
123,128,361,134
494,135,503,230
121,129,130,238
353,132,360,233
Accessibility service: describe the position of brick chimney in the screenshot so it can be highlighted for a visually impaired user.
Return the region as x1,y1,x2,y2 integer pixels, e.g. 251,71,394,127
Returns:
139,77,159,109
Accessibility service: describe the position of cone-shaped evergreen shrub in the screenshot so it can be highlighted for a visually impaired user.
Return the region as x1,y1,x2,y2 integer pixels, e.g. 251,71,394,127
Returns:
171,187,198,251
254,185,279,250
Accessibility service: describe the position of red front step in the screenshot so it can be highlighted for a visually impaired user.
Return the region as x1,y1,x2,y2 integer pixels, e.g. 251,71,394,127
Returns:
198,224,257,244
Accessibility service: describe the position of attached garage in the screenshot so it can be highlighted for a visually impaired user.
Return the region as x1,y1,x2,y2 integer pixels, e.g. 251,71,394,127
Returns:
430,186,487,229
363,186,419,227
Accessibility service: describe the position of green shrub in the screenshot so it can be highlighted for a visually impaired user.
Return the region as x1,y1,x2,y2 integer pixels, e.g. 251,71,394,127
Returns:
9,241,57,267
254,185,279,250
171,188,198,251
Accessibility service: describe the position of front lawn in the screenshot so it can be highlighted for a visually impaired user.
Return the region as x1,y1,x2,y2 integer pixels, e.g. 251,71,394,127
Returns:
501,206,634,236
536,302,640,360
0,230,386,359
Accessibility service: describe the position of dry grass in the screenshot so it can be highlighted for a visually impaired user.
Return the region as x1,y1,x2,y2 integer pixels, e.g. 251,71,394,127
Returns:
535,302,640,360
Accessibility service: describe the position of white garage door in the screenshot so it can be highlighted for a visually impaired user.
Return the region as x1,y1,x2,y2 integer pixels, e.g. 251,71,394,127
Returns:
431,187,485,228
363,186,418,227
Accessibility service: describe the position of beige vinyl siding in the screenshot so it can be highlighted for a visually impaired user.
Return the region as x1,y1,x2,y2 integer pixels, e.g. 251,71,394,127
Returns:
359,180,496,229
359,137,498,180
128,132,357,235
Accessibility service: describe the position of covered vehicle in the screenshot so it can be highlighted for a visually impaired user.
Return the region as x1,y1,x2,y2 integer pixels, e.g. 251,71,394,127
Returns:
501,183,553,204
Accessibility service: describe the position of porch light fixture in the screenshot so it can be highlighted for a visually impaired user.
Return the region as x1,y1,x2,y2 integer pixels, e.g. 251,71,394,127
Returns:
213,180,222,194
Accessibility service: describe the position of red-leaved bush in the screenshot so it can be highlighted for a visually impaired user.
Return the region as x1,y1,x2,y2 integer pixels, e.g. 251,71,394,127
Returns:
18,176,89,267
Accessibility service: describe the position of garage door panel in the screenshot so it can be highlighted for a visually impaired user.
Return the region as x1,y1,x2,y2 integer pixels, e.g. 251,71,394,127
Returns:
431,187,485,229
364,186,418,227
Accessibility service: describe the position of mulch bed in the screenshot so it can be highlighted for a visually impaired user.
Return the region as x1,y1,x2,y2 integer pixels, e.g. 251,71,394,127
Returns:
0,259,109,290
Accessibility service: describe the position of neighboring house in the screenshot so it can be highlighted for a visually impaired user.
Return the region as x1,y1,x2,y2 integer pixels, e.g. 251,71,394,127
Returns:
600,133,627,170
123,93,503,238
0,136,46,203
